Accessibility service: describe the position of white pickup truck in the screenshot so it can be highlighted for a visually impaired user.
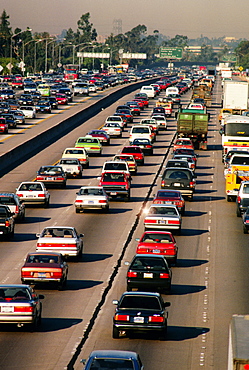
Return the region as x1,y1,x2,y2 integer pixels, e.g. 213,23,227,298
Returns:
58,158,83,178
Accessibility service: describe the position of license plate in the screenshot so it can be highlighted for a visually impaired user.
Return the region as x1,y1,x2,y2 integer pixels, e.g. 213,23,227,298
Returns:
144,273,153,278
174,183,181,186
153,249,160,253
164,201,173,205
27,194,35,197
134,316,144,323
88,200,94,204
47,177,53,180
1,306,14,313
66,168,71,172
38,273,46,277
158,220,166,224
110,192,117,195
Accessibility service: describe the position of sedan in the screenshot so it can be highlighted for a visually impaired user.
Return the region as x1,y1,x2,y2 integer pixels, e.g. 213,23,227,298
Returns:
55,93,68,105
102,122,122,137
74,186,109,213
0,284,44,331
21,252,68,290
126,254,172,293
16,181,50,207
173,138,194,152
75,137,102,156
152,189,185,215
131,138,153,155
113,154,138,174
136,230,178,265
86,130,110,145
144,204,182,234
112,291,170,339
36,165,67,188
82,350,144,370
120,146,144,165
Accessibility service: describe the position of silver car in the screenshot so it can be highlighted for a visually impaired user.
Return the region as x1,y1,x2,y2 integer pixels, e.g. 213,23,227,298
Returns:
16,182,50,207
75,186,109,213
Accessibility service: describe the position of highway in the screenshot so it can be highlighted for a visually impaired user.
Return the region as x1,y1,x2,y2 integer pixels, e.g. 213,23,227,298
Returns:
0,77,248,370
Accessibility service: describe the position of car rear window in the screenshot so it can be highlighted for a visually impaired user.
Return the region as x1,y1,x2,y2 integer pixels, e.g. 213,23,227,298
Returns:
103,173,125,182
120,295,161,310
131,257,167,271
89,359,134,369
164,169,191,179
0,197,15,205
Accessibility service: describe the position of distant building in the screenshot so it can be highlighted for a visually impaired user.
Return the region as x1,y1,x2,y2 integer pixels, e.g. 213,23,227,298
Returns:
223,37,237,43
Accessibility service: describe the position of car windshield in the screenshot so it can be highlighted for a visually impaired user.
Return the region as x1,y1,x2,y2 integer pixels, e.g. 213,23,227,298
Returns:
79,188,104,196
131,257,167,271
0,288,30,301
119,295,161,310
132,127,149,133
19,183,43,191
89,359,134,370
242,185,249,194
149,206,178,215
104,163,127,170
27,255,59,263
103,173,125,182
77,138,97,143
107,117,121,121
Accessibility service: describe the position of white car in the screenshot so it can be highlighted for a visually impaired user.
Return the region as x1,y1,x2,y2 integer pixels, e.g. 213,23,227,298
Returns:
144,204,182,234
88,83,97,93
140,85,156,99
105,115,125,129
74,186,109,213
151,115,167,130
129,125,153,144
102,122,122,137
61,147,89,168
58,158,83,178
16,181,50,207
19,106,36,119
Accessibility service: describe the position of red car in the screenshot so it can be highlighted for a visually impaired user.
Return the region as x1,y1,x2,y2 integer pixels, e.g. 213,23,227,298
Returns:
152,189,185,215
136,231,178,265
132,99,144,110
0,118,8,134
21,252,68,290
134,93,149,107
55,93,68,105
86,130,110,145
173,138,194,152
120,146,144,165
99,171,131,201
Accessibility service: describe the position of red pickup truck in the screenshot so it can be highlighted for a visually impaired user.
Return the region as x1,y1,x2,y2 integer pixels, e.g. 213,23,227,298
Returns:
99,171,131,201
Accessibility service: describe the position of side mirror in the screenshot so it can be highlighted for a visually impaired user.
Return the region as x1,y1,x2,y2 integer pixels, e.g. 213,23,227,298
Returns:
135,238,140,241
80,233,84,237
36,233,40,237
38,294,45,300
124,261,130,266
112,300,118,305
164,302,171,308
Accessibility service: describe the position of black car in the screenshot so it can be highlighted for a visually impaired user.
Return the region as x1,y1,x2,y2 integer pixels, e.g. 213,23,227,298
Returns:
161,167,196,200
43,96,58,110
36,100,52,113
131,138,153,155
0,205,15,239
112,291,170,339
126,254,172,293
18,94,34,106
242,207,249,233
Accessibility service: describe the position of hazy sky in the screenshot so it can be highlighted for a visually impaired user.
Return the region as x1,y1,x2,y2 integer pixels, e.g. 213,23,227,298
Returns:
1,0,249,39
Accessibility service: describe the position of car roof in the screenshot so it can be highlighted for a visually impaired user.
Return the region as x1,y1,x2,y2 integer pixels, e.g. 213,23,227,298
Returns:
88,350,139,360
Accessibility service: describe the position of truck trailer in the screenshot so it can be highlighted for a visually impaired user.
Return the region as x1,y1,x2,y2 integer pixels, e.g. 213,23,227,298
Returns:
228,315,249,370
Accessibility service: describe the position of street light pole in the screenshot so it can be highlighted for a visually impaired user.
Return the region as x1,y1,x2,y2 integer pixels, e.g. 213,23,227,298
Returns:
45,39,54,73
10,27,32,74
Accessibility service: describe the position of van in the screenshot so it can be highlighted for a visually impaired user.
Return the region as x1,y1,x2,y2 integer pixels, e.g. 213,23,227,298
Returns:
140,85,156,99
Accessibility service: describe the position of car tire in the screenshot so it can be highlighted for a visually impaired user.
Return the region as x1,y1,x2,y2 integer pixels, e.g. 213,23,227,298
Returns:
125,191,130,201
44,199,50,208
75,208,81,214
188,194,193,201
243,226,248,234
85,162,90,169
78,172,83,179
159,325,167,340
236,208,241,217
103,205,109,213
176,227,181,236
181,207,185,216
58,276,67,291
112,326,120,339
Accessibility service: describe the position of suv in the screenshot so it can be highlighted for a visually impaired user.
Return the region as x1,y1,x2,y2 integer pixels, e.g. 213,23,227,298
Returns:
0,205,15,238
112,291,170,339
160,167,196,200
102,161,131,178
99,171,131,200
236,181,249,216
0,193,25,222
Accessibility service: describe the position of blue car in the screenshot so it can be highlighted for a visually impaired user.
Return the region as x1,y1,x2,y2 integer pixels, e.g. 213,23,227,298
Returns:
82,350,144,370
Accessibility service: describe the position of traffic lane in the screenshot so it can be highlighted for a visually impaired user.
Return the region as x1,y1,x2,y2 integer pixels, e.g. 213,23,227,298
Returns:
0,135,172,370
75,149,214,370
0,95,174,368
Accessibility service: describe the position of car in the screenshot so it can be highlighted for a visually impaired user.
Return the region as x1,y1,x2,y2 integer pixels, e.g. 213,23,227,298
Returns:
113,154,138,174
152,189,185,215
102,122,122,137
0,117,8,133
18,94,34,106
36,226,84,259
172,154,196,171
165,159,190,171
160,167,196,200
86,130,110,145
242,207,249,233
21,252,68,290
75,137,102,156
35,165,67,188
45,96,58,109
58,158,83,178
144,204,182,234
126,101,141,115
0,205,15,239
55,93,68,105
139,118,160,134
129,125,153,144
57,87,73,102
75,186,109,213
152,106,166,117
82,350,144,370
174,148,198,162
151,115,167,130
102,160,131,179
140,85,156,99
112,291,170,339
113,112,128,125
136,230,178,265
0,192,25,221
116,108,133,123
236,181,249,217
61,147,89,168
0,284,44,331
0,113,16,128
19,105,36,119
11,110,25,125
131,138,153,155
105,115,125,129
126,254,172,293
120,146,144,165
134,93,149,107
173,138,194,152
35,100,51,114
99,171,131,200
16,182,50,208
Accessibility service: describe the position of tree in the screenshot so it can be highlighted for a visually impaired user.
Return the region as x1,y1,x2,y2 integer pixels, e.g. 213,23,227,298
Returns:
0,10,12,58
77,13,97,43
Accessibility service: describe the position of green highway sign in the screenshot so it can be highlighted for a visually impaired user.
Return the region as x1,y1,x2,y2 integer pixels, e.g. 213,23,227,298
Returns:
159,47,183,59
221,54,237,63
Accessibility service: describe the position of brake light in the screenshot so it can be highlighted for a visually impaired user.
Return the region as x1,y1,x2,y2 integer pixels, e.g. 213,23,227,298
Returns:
16,193,23,197
56,177,65,181
14,306,33,313
237,196,241,203
99,200,107,204
38,194,45,197
5,220,10,227
153,200,162,204
161,180,165,187
165,248,176,255
144,219,157,224
78,166,81,171
50,271,63,278
245,220,249,224
127,271,137,277
75,200,83,203
189,181,195,187
168,220,180,225
114,314,129,321
149,316,164,323
15,206,19,214
21,270,34,277
136,247,149,253
160,273,170,278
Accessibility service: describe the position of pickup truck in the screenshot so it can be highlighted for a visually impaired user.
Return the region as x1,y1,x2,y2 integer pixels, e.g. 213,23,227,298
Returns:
99,171,131,200
58,158,83,178
36,226,84,259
